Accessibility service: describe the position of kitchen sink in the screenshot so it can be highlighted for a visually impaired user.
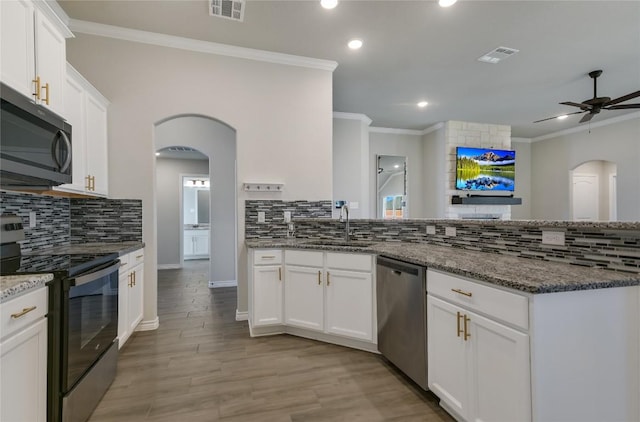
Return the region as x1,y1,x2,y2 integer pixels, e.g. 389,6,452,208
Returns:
301,239,377,248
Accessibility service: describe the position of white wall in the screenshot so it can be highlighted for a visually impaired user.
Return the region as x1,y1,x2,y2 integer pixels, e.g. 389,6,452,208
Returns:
156,157,209,266
369,130,425,218
511,139,532,220
530,116,640,221
422,124,446,218
66,33,333,319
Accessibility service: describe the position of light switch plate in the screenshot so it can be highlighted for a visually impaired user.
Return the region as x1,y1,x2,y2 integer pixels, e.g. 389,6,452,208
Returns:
445,227,456,237
426,225,436,235
257,211,265,223
542,230,565,246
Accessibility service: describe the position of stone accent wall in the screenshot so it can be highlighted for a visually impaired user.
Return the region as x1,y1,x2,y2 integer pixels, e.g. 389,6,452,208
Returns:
0,190,70,252
70,198,143,243
445,121,512,219
245,200,332,239
268,218,640,274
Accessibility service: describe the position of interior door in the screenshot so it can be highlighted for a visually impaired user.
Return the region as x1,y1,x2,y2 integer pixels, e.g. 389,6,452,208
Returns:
572,173,599,221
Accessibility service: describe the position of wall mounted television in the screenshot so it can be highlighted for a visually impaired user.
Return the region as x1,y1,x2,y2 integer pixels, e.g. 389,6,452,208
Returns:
455,147,516,192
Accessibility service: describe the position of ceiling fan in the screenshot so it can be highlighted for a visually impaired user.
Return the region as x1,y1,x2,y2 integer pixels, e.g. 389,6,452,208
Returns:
534,70,640,123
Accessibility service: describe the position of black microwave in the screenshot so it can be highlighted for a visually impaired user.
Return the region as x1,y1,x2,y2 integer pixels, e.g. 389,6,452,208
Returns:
1,82,72,188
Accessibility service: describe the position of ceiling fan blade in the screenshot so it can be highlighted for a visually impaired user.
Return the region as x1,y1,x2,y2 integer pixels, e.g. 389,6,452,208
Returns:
560,101,591,110
579,113,595,123
533,110,585,123
605,104,640,110
605,90,640,106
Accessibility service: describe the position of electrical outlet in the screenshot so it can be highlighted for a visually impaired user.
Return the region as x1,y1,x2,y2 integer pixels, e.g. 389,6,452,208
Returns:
426,225,436,235
445,227,456,237
284,211,291,223
257,211,265,223
542,231,565,246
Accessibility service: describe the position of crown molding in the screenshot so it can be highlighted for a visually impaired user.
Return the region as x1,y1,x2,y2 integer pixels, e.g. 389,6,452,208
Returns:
369,127,423,135
68,19,338,72
531,111,640,142
421,122,445,135
38,1,74,38
333,112,372,126
511,137,533,144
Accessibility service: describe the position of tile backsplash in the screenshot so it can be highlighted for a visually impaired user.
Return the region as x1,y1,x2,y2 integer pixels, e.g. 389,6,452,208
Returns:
0,190,142,250
245,200,332,239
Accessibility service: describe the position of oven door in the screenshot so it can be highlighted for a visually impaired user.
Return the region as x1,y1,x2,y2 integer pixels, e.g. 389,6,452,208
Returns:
62,260,119,392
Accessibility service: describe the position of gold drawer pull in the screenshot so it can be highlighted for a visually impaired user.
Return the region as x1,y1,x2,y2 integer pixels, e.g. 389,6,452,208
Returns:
451,288,472,297
136,255,144,259
11,306,37,319
261,255,276,259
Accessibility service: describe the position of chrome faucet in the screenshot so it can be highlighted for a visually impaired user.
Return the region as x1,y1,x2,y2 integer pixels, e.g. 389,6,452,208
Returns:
339,204,350,242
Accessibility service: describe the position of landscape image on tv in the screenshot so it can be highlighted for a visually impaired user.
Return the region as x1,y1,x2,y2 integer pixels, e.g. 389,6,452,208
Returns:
456,147,515,191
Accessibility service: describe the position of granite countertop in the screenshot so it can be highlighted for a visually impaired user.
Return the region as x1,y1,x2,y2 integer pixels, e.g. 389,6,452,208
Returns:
27,241,145,256
245,238,640,294
0,273,52,303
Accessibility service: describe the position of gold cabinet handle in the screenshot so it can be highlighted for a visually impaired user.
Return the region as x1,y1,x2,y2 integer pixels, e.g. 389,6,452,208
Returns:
11,306,37,319
317,270,321,285
128,273,133,287
85,175,92,190
463,315,471,341
327,271,331,286
136,255,143,259
451,288,473,297
42,82,50,105
262,255,276,259
133,270,136,285
456,311,464,337
90,175,96,191
278,267,282,281
33,76,41,99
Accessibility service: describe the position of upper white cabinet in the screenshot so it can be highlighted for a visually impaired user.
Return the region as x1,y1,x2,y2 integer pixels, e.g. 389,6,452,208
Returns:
0,0,72,116
56,64,109,197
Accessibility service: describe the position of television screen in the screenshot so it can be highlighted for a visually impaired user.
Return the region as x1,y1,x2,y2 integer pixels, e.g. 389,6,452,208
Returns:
456,147,516,191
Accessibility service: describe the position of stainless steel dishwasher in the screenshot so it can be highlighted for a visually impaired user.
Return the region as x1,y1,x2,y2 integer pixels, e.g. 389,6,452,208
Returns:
376,256,427,390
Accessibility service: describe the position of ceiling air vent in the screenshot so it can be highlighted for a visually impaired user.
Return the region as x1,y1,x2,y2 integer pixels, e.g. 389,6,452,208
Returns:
209,0,245,22
477,46,519,64
167,147,198,152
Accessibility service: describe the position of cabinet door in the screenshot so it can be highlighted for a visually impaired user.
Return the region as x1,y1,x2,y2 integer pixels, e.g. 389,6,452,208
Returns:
325,269,373,341
184,233,195,257
467,310,531,422
252,265,283,326
284,265,324,331
427,295,469,420
57,72,87,194
34,9,66,115
0,317,47,422
128,265,144,333
117,270,130,348
193,232,209,255
0,0,35,98
85,94,109,196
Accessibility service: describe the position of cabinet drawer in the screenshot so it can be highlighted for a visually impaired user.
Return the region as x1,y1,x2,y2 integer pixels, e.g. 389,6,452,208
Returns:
1,287,48,341
326,252,372,272
254,250,283,265
285,250,323,267
427,269,529,331
131,249,144,266
118,253,131,272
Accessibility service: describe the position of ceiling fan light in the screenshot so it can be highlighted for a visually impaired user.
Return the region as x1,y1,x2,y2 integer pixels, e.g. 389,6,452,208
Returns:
348,39,363,50
557,115,569,120
439,0,457,7
320,0,338,9
417,101,428,108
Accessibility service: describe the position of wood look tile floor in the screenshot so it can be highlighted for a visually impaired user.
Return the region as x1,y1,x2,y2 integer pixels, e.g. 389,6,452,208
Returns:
88,260,454,422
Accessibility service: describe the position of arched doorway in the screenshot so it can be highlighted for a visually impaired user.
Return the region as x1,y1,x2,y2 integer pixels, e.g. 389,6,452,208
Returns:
154,115,238,288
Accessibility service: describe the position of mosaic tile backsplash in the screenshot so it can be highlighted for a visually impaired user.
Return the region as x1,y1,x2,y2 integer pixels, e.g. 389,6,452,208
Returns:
1,190,143,250
245,203,640,274
245,200,332,239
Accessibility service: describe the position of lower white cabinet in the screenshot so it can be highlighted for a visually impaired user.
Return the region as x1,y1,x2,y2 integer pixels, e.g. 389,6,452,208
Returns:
0,287,48,422
184,229,209,260
118,248,144,348
248,248,376,347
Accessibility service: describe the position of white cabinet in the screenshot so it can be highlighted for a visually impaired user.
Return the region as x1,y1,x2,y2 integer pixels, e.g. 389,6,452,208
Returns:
427,269,531,422
56,64,109,197
284,249,375,343
184,229,209,259
118,249,144,348
250,250,283,327
0,0,71,115
0,286,48,422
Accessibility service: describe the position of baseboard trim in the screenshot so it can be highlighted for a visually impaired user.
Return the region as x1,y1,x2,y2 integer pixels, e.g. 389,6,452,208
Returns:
235,310,248,321
136,317,159,331
157,264,181,270
209,280,237,288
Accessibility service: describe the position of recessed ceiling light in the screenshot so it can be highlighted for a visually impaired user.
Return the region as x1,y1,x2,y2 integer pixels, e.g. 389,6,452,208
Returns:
417,101,428,108
320,0,338,9
557,115,569,120
394,164,400,169
439,0,457,7
155,152,160,156
348,39,363,50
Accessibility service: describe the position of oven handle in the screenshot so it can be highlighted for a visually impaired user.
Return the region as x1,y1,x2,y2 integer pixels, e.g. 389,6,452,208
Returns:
71,260,121,287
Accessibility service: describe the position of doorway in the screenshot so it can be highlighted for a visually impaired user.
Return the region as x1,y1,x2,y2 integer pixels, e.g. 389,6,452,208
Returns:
570,160,617,221
182,174,210,262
